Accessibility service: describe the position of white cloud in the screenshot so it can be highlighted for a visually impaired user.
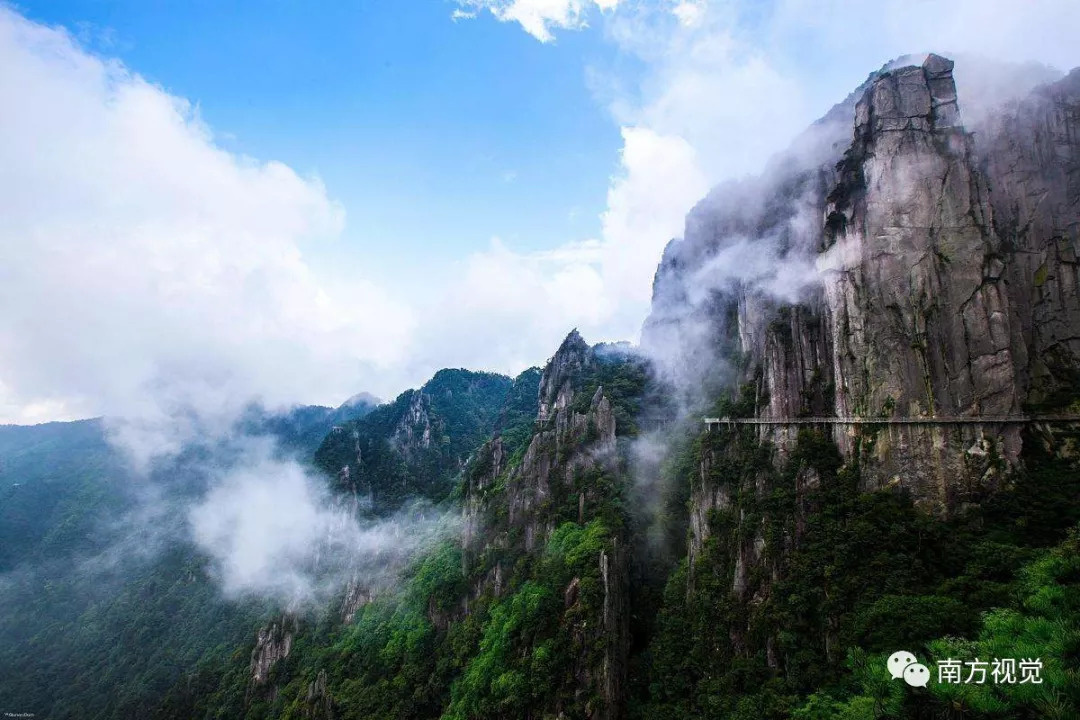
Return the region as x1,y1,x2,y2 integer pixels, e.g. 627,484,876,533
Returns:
187,439,452,606
0,8,412,444
407,237,607,375
671,1,706,28
435,0,1080,388
440,2,807,350
455,0,622,42
412,125,707,369
596,127,708,331
771,0,1080,75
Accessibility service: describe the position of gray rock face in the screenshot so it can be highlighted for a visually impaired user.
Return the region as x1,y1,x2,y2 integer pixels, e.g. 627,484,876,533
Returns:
644,54,1080,511
816,54,1025,501
976,67,1080,400
462,329,627,719
823,54,1018,423
642,67,879,403
537,329,592,423
302,669,335,720
506,333,617,551
249,615,297,686
339,578,372,624
392,391,433,450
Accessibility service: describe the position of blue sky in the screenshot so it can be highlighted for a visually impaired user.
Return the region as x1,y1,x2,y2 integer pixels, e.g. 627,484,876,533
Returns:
15,0,622,276
2,0,1079,428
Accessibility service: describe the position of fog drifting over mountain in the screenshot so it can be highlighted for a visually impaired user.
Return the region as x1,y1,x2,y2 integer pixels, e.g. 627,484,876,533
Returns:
2,0,1078,455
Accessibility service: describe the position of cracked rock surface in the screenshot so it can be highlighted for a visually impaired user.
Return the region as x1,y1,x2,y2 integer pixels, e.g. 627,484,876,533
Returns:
643,54,1080,510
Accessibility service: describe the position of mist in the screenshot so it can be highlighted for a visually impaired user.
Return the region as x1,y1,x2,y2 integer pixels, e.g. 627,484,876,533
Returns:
623,47,1064,557
4,0,1079,619
187,438,457,608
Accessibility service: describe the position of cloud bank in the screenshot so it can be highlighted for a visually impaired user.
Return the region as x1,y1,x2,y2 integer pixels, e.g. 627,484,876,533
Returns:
187,439,454,607
0,7,411,436
4,0,1080,441
2,0,1078,608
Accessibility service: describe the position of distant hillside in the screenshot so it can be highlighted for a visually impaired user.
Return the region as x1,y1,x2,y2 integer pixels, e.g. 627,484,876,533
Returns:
315,367,540,513
241,393,381,459
0,419,124,571
3,52,1080,720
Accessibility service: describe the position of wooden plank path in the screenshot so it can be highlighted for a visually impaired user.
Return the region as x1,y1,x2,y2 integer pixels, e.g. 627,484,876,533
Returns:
704,415,1080,427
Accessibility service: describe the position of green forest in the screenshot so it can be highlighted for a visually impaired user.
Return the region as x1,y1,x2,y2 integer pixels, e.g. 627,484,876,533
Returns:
1,351,1078,720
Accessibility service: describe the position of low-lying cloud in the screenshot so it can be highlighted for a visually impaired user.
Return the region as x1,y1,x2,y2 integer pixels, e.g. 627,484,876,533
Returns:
188,439,455,607
4,0,1080,607
0,7,411,432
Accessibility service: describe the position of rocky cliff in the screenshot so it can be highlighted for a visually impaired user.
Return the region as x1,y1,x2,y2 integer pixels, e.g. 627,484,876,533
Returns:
629,52,1080,718
978,66,1080,402
249,614,297,695
459,330,639,719
137,53,1080,720
645,54,1080,512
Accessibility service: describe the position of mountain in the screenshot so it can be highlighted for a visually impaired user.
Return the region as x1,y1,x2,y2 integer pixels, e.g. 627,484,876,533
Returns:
647,54,1080,502
2,53,1080,720
630,53,1080,718
0,394,387,720
314,368,540,513
239,393,381,459
209,333,652,720
0,419,122,571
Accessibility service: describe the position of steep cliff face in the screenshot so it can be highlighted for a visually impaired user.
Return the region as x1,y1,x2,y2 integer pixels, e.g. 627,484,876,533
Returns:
249,615,298,689
511,333,617,552
824,55,1005,419
315,369,514,513
460,331,637,719
818,54,1024,502
635,53,1080,718
645,54,1080,511
642,66,876,401
977,67,1080,403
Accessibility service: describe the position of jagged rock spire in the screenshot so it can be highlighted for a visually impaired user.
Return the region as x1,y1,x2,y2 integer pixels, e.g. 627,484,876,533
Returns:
538,329,592,423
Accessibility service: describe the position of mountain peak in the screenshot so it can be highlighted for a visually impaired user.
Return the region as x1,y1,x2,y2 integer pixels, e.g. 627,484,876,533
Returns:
538,329,593,423
559,328,588,353
338,392,381,410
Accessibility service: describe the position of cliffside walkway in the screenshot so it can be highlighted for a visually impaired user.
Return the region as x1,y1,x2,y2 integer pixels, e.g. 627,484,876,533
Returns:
703,415,1080,428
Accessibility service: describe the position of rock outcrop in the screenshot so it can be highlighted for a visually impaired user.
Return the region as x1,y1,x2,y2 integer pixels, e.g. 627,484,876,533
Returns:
249,615,297,687
466,331,619,557
301,669,335,720
644,54,1080,512
977,67,1080,401
462,330,630,719
823,55,1010,421
817,54,1023,502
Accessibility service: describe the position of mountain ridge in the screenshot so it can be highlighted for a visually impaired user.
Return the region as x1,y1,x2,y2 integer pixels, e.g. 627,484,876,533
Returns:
2,52,1079,720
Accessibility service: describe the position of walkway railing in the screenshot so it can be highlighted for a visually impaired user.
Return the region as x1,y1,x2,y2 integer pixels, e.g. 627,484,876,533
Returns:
703,415,1080,427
